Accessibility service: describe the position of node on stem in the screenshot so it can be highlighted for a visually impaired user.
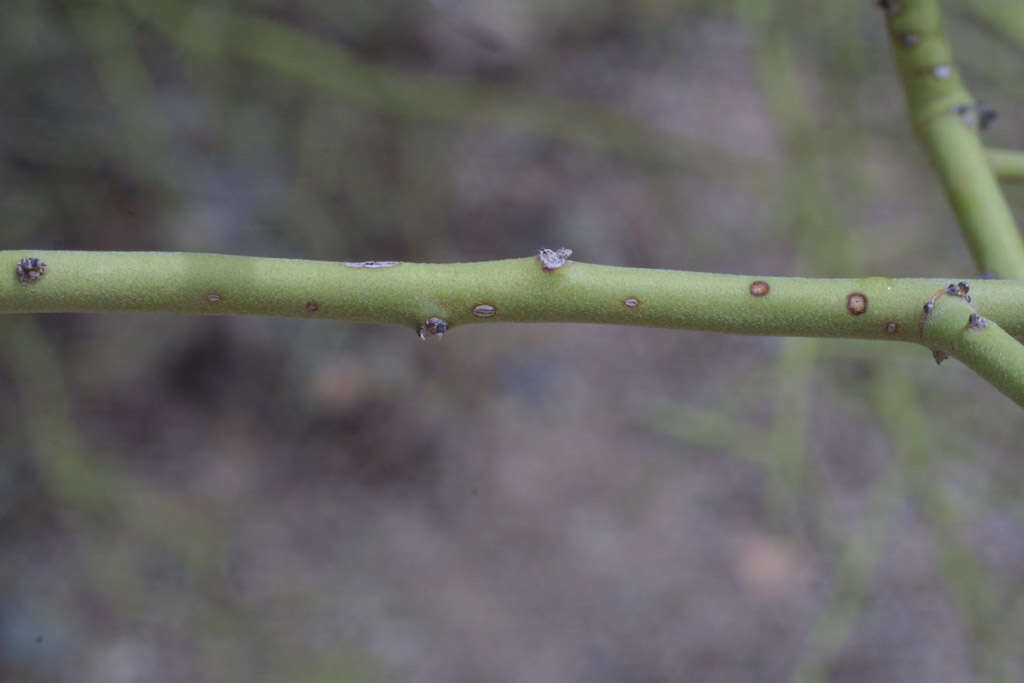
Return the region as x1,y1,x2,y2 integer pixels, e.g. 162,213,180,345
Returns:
538,248,572,272
418,317,449,340
15,257,46,284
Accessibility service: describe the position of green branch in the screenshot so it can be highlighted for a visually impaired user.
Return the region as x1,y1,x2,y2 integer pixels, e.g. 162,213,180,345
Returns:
987,148,1024,183
6,249,1024,345
881,0,1024,278
920,291,1024,407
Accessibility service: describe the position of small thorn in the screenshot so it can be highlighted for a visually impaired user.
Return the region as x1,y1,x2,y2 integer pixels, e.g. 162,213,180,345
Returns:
418,316,449,340
967,313,987,330
538,247,572,272
978,104,998,131
932,349,949,365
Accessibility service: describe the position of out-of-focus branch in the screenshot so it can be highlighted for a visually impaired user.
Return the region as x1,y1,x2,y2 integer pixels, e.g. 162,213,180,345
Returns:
987,148,1024,183
880,0,1024,278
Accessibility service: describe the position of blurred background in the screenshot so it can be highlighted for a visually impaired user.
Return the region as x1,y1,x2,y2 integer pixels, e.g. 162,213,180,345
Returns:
3,1,1024,681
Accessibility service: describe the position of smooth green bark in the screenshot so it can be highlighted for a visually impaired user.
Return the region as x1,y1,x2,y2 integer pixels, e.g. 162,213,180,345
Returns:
5,249,1024,341
882,0,1024,278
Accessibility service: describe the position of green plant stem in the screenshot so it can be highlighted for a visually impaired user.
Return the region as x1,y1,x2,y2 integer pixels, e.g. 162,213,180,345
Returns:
987,148,1024,183
5,249,1024,340
920,294,1024,407
882,0,1024,278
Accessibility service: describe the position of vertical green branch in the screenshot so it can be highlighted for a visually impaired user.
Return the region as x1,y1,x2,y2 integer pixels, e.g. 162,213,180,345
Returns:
882,0,1024,278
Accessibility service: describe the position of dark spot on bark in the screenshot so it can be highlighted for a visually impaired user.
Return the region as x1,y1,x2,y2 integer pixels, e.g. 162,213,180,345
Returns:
749,281,770,297
538,247,572,272
847,293,868,315
418,317,449,340
16,257,46,284
898,32,920,48
877,0,902,16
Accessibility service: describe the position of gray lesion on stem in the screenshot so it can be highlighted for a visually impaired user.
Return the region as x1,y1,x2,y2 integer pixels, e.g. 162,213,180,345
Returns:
537,248,572,272
897,31,921,48
952,103,998,131
418,316,449,340
15,257,46,284
342,261,400,269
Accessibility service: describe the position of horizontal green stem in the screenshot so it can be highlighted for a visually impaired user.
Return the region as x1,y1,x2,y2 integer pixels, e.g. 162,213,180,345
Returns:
6,250,1024,345
987,148,1024,183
